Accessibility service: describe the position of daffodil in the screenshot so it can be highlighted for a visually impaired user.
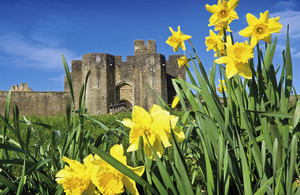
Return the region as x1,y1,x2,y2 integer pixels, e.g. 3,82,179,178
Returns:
217,79,227,93
123,105,185,160
172,95,180,108
177,55,190,68
215,41,254,79
166,26,192,52
214,20,232,37
56,155,98,195
206,0,239,28
91,144,144,195
205,29,225,55
239,10,283,46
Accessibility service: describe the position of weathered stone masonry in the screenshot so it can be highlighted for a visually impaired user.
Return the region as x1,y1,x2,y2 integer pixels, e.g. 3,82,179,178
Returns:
0,40,185,115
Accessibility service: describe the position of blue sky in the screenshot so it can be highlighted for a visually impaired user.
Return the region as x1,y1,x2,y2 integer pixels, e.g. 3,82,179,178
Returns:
0,0,299,93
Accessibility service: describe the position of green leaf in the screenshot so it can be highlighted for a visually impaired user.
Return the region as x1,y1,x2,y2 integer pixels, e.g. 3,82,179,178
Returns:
0,143,25,153
171,130,194,195
16,157,26,195
293,99,300,128
247,110,294,119
286,135,297,194
62,54,75,106
0,175,18,192
285,25,293,99
238,134,252,195
25,159,52,175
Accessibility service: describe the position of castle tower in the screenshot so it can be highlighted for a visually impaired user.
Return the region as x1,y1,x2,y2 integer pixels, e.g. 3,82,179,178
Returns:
132,40,167,110
82,53,115,114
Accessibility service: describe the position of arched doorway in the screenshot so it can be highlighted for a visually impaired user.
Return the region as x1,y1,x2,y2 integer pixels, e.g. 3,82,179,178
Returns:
116,82,134,105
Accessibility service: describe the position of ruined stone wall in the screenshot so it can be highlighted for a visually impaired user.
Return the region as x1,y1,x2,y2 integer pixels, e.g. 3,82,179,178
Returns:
11,83,33,92
0,91,71,116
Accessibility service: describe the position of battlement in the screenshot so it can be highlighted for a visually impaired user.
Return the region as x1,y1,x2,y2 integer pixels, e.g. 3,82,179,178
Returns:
11,83,33,92
134,40,156,55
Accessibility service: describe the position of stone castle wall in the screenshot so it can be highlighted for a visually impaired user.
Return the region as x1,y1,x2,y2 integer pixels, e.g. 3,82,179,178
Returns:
0,40,186,116
0,91,70,115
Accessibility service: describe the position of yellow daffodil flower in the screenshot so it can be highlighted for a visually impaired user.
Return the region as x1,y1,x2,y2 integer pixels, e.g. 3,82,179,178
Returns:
214,20,232,33
172,95,180,108
239,10,283,46
91,144,144,195
177,55,190,68
215,41,254,79
217,79,227,93
166,26,192,52
215,20,232,37
206,0,239,28
205,29,225,55
123,105,185,160
56,155,98,195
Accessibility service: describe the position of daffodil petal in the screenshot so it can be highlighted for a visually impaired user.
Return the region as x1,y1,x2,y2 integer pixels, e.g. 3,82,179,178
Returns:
237,63,252,79
152,139,164,158
127,142,138,152
83,154,94,166
157,131,171,148
226,63,239,79
259,10,269,23
132,106,152,126
122,176,140,195
130,166,145,177
250,36,258,46
122,118,134,128
110,144,127,165
179,41,186,51
205,4,218,14
144,144,154,160
268,22,283,32
208,14,219,26
173,127,185,142
171,96,180,108
228,0,239,10
239,26,252,37
182,34,192,41
246,13,259,26
151,110,170,130
169,115,179,129
62,156,85,171
149,104,162,115
215,56,231,64
169,26,174,34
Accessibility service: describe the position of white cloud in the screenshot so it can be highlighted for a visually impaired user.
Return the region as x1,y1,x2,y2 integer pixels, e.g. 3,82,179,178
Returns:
294,51,300,58
270,11,300,39
274,1,298,11
0,33,77,70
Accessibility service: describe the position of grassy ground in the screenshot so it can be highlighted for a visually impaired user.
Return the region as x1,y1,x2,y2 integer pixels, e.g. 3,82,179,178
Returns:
1,109,184,161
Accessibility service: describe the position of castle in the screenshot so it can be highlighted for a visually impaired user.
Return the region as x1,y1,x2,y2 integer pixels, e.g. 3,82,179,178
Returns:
0,40,185,115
